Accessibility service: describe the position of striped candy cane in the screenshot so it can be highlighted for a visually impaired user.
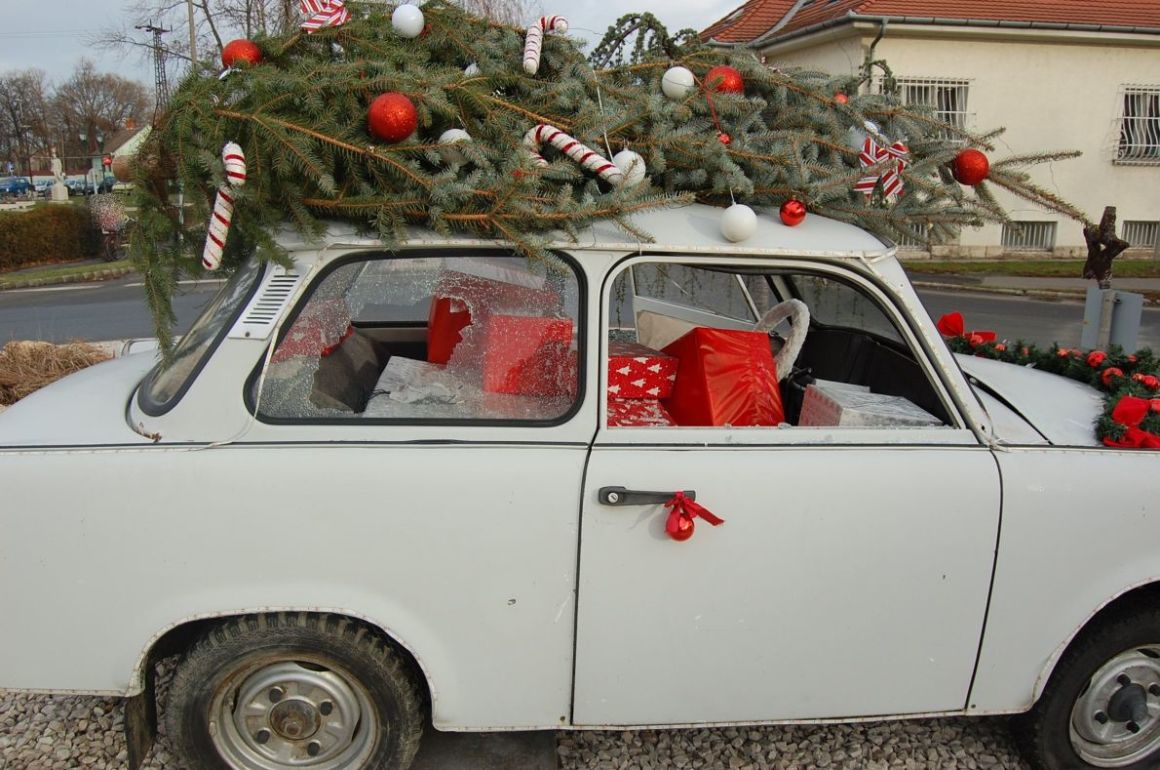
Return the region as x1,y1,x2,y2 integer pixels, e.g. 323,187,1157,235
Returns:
202,142,247,271
523,124,624,187
522,15,568,75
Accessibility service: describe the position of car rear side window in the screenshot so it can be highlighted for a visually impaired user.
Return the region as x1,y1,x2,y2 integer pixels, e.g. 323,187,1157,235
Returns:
254,251,583,424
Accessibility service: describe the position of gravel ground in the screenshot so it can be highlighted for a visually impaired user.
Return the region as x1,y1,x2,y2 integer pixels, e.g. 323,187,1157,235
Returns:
3,670,1031,770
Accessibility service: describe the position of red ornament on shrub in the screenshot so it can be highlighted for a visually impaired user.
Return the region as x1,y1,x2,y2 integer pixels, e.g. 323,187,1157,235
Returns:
718,132,731,145
222,39,262,68
779,199,806,227
1102,367,1125,388
995,343,1007,352
704,65,744,94
368,92,418,143
952,148,990,186
1143,375,1160,391
834,92,849,104
1087,350,1107,368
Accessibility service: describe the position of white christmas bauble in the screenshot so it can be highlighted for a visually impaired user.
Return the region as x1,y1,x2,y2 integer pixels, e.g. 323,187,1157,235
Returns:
438,128,472,163
612,149,646,188
464,62,481,76
720,203,757,243
847,119,879,150
661,66,695,100
392,4,426,38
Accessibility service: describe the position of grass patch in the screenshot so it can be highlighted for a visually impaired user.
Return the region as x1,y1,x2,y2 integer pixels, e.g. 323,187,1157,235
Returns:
0,259,132,288
904,259,1160,278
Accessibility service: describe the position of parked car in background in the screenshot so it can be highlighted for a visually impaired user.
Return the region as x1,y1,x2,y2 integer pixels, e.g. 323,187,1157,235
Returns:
0,176,32,197
33,179,53,197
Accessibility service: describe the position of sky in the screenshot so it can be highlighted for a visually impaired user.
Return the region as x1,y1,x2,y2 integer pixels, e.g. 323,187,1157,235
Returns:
0,0,739,88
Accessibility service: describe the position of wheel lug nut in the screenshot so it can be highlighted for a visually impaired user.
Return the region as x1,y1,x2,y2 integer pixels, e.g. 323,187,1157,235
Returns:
268,687,284,703
307,741,322,756
1118,674,1132,687
320,701,334,716
1128,721,1141,734
256,729,271,744
1095,712,1109,724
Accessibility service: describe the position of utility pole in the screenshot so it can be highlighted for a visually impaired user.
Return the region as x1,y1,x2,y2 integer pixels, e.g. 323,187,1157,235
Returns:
136,23,171,117
187,0,198,66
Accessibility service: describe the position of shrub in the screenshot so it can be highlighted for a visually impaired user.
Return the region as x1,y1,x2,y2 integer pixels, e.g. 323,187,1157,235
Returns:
0,205,100,270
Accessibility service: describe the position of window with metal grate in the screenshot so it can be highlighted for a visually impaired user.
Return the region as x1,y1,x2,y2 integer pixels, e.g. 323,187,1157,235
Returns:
1122,221,1160,250
1001,221,1056,251
1116,86,1160,166
895,78,972,140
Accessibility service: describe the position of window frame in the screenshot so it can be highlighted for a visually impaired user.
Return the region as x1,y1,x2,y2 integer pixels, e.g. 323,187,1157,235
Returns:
893,76,973,140
246,247,588,429
1001,221,1057,252
1115,85,1160,166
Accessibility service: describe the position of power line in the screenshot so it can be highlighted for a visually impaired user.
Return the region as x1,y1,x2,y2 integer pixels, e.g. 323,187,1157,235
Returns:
135,23,171,117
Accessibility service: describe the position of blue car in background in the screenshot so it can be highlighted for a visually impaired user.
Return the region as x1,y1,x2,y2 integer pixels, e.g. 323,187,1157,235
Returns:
0,177,32,197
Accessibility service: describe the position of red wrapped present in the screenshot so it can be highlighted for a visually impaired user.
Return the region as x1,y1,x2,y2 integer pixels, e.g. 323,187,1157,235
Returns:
661,327,784,427
607,341,679,400
482,315,575,397
272,298,352,363
428,270,560,365
608,398,677,427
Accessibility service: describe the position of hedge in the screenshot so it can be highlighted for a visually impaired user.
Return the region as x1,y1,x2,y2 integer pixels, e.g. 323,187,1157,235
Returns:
0,205,99,271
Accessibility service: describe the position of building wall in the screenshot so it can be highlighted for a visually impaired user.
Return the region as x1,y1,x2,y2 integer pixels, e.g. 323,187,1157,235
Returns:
763,28,1160,258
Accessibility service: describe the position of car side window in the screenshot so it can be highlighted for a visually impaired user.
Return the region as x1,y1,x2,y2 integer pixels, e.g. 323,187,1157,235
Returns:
255,251,582,423
604,259,952,430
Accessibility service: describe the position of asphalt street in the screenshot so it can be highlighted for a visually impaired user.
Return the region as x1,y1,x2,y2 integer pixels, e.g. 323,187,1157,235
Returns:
0,275,1157,350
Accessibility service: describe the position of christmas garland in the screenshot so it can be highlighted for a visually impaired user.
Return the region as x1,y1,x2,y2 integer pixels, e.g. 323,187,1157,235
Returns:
936,313,1160,448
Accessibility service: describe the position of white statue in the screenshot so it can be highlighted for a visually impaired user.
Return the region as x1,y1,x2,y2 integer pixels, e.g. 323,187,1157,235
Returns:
51,149,64,183
50,148,68,203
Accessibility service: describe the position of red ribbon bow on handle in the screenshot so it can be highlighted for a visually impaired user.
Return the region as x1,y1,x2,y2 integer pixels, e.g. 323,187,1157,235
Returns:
664,491,725,542
854,135,908,201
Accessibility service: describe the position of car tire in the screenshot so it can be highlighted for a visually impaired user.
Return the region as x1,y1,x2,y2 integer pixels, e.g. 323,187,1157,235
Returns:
1016,606,1160,769
165,612,424,770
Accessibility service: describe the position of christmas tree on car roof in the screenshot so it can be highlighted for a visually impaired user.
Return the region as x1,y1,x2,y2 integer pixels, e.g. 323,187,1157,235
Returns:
130,0,1088,350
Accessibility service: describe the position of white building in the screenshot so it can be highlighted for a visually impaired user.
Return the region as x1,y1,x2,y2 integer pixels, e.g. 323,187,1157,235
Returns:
702,0,1160,257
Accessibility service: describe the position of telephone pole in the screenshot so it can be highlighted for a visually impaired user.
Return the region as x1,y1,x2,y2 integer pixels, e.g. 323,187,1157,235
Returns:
187,0,198,66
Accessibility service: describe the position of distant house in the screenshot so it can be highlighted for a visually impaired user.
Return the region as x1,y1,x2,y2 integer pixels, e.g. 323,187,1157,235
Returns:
701,0,1160,257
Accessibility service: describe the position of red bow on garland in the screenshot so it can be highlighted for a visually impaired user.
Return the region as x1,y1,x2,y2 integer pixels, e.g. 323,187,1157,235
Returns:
854,135,908,200
936,312,996,346
664,491,724,542
300,0,349,31
1104,396,1160,449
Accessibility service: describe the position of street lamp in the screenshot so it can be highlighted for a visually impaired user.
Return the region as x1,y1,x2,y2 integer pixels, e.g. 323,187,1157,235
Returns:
19,124,33,192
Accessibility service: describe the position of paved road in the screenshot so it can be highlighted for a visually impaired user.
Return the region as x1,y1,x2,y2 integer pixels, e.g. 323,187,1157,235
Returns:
0,276,1157,350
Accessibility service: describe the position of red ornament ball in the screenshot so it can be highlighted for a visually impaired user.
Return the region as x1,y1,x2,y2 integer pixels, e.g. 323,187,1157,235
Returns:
1101,367,1125,388
779,199,806,227
368,92,418,143
669,514,695,542
704,65,744,94
1087,350,1107,368
222,39,262,68
952,148,990,186
995,343,1007,352
717,132,731,145
1057,348,1071,358
834,92,849,105
1143,375,1160,391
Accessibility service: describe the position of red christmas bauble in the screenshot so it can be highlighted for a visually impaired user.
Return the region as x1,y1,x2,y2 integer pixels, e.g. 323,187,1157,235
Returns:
1087,350,1107,368
1101,367,1125,388
1143,375,1160,391
952,148,990,186
834,92,849,105
669,514,695,542
222,39,262,68
717,132,731,145
704,65,744,94
368,92,418,143
779,199,806,227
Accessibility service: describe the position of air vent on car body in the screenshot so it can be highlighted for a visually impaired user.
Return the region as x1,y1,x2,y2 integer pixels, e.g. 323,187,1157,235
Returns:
228,265,305,340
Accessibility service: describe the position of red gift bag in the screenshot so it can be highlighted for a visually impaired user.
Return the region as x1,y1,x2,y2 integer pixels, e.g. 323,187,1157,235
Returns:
661,327,784,426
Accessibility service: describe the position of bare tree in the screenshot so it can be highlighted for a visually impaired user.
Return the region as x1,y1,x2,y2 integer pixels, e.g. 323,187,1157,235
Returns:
0,70,52,180
53,61,151,158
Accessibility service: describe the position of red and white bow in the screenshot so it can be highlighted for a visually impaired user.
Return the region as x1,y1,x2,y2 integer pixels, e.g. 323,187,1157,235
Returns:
300,0,349,32
854,135,908,200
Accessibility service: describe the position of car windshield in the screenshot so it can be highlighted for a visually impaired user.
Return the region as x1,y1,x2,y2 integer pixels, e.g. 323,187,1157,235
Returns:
138,260,264,414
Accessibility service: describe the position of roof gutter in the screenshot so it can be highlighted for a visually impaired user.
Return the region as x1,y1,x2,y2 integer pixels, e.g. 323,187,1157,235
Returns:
749,13,1160,48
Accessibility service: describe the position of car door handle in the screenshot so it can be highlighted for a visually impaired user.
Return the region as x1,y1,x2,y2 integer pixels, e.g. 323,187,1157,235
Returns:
598,487,696,506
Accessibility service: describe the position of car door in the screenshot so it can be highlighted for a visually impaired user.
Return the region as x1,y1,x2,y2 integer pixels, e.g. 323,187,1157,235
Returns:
573,255,1001,726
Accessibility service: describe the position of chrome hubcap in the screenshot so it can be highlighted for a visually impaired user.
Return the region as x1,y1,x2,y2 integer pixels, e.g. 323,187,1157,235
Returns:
211,659,378,769
1070,645,1160,767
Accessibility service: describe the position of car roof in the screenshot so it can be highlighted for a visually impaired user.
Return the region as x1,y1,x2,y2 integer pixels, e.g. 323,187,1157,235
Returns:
272,203,895,264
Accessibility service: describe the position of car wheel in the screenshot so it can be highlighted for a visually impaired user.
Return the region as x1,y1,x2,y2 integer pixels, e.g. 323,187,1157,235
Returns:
166,613,423,770
1018,608,1160,769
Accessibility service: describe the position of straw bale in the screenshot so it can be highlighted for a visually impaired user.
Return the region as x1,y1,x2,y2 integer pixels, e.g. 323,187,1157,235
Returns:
0,340,112,406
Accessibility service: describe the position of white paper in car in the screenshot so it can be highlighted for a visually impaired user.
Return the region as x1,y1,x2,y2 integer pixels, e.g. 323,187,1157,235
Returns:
799,384,941,428
374,356,462,404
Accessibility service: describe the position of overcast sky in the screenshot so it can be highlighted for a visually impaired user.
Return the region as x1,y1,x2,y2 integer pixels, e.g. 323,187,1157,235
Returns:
1,0,738,88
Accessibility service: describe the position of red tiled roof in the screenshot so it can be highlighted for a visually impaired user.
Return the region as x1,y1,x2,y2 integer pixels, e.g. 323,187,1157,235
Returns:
703,0,1160,43
700,0,798,43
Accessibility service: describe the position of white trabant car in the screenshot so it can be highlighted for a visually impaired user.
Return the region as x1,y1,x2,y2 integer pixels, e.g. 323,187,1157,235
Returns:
1,205,1157,770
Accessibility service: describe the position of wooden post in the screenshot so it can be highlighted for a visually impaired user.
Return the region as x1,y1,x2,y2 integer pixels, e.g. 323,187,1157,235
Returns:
1082,206,1130,289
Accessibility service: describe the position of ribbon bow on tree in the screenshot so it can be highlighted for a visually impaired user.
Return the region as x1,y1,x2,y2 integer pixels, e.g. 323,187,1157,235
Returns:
854,135,908,201
664,491,724,542
1104,396,1160,450
301,0,349,32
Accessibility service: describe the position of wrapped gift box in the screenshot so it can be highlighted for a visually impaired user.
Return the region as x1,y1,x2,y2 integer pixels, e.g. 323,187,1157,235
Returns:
798,383,941,428
482,315,575,397
427,271,560,365
607,341,678,400
607,398,677,427
661,327,784,427
272,297,352,363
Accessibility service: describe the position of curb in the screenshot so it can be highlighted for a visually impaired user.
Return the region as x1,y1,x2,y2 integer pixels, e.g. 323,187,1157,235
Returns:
911,280,1160,306
0,266,135,291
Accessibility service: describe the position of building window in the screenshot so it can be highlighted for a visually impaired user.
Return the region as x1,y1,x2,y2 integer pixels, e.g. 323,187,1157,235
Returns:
1116,86,1160,166
1122,221,1159,250
1001,222,1056,251
896,78,972,138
